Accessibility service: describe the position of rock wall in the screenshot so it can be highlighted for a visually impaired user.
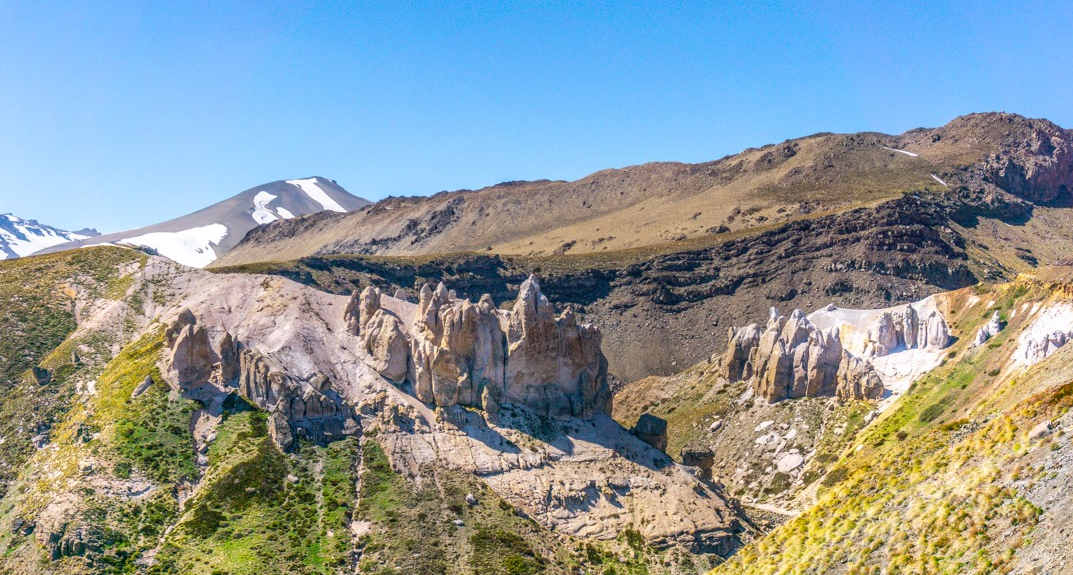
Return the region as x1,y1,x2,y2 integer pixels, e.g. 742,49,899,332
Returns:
350,275,611,417
723,301,952,403
163,310,356,450
723,308,880,402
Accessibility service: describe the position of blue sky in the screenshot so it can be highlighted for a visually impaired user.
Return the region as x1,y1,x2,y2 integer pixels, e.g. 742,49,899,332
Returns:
1,1,1070,232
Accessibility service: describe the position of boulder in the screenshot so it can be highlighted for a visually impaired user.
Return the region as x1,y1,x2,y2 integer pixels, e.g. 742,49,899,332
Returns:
632,413,668,452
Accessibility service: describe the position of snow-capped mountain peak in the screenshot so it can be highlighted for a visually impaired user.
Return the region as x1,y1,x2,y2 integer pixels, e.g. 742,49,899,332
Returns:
37,176,368,268
0,214,97,260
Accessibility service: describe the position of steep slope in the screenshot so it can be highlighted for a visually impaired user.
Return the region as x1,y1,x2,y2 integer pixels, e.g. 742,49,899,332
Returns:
0,247,752,574
0,214,98,259
44,177,368,267
703,271,1073,573
215,112,1071,268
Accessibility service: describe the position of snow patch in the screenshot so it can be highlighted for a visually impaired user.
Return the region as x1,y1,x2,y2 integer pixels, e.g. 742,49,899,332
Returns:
881,146,919,158
251,191,280,225
276,207,295,219
120,224,229,268
930,174,949,188
287,178,346,212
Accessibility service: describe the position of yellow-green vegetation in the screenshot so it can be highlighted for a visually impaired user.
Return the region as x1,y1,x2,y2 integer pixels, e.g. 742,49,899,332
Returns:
151,411,356,575
711,281,1072,574
0,247,144,494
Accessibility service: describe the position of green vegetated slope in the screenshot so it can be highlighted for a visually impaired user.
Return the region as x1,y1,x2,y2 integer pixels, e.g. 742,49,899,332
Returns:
0,252,693,575
711,279,1073,574
0,247,145,497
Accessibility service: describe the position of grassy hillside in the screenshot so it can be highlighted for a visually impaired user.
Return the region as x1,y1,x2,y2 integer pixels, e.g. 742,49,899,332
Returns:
0,247,145,497
710,279,1073,573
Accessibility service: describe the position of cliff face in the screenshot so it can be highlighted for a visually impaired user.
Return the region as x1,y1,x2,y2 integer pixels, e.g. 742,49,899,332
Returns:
346,276,611,418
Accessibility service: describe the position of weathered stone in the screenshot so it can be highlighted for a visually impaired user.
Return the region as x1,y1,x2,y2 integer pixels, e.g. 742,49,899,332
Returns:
835,351,884,400
722,323,761,381
130,375,154,398
632,413,668,452
919,310,951,349
218,332,239,385
727,307,884,403
974,310,1003,346
170,323,215,385
362,310,409,383
901,304,919,349
865,312,899,356
680,444,715,480
345,285,382,335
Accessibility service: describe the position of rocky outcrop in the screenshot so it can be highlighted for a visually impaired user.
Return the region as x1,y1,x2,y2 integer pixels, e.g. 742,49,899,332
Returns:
861,304,950,357
979,116,1073,204
503,277,609,416
237,348,354,450
918,309,952,350
344,285,384,336
363,310,410,383
724,307,881,402
167,311,216,385
835,351,885,400
722,323,761,381
974,311,1003,346
631,413,668,451
360,275,611,417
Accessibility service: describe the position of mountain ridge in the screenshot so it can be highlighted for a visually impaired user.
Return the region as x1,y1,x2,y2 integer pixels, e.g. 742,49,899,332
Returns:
0,214,98,260
215,112,1071,268
40,176,369,267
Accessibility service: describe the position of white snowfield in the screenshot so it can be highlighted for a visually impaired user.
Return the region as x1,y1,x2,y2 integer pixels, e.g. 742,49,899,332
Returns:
881,146,919,158
120,224,229,268
0,214,91,258
251,191,280,225
286,178,346,212
251,191,298,225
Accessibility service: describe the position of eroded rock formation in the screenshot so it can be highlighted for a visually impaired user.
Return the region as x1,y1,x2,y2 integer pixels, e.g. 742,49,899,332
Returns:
861,304,950,357
724,307,881,402
974,310,1003,346
358,275,611,417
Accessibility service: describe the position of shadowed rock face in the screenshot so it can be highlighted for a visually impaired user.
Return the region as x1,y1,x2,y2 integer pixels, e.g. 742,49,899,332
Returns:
352,275,612,417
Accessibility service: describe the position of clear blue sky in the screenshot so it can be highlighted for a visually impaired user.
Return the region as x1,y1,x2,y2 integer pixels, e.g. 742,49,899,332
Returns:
1,1,1070,232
